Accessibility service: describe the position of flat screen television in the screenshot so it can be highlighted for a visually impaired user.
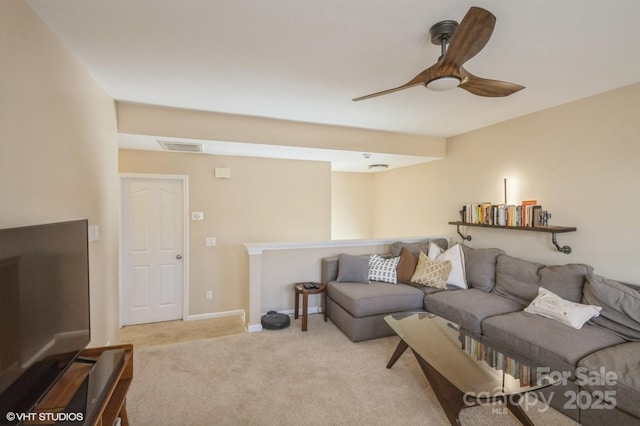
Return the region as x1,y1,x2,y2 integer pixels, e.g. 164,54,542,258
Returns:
0,219,90,421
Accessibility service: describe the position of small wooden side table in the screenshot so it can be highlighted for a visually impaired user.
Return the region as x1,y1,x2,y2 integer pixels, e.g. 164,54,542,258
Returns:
293,282,327,331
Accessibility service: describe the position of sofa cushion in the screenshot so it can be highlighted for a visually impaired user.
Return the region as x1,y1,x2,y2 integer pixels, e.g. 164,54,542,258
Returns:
539,263,593,303
424,289,523,335
461,245,504,292
577,342,640,418
524,287,601,329
582,274,640,341
390,238,448,257
482,312,626,376
417,284,459,295
326,281,425,318
493,255,543,306
336,254,369,283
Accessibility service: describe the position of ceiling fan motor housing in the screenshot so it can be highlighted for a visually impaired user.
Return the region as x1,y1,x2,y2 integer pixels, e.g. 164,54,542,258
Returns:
429,20,458,45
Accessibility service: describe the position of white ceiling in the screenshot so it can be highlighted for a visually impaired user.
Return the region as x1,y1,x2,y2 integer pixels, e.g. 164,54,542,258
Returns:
27,0,640,171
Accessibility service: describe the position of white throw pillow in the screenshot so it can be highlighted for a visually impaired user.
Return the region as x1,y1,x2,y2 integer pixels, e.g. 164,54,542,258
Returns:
368,254,400,284
427,243,467,289
525,287,602,329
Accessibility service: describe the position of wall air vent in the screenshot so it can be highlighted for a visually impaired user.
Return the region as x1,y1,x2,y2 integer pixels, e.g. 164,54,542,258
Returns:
157,140,203,153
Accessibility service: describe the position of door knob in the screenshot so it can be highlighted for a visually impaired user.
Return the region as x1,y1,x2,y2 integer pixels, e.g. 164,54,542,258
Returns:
176,254,182,260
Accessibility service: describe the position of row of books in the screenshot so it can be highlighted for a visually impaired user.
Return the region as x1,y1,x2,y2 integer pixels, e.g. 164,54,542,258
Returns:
461,333,538,386
460,200,550,227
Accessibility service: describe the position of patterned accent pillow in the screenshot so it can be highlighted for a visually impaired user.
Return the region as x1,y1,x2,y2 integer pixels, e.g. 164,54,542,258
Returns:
411,252,452,289
368,254,400,284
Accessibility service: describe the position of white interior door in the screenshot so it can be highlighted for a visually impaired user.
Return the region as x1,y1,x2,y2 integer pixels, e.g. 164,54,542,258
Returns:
121,177,185,325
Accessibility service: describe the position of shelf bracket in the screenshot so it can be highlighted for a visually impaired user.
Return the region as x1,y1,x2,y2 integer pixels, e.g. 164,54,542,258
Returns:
455,224,472,242
551,233,572,254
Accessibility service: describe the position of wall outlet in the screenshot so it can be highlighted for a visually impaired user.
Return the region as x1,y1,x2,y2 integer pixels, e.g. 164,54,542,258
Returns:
206,290,213,299
206,237,216,247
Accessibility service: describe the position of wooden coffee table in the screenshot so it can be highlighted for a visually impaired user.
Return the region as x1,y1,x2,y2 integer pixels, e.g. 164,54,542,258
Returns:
385,312,556,425
293,282,327,331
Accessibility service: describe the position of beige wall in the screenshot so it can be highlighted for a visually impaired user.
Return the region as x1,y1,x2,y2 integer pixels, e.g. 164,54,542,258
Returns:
118,149,331,318
1,2,120,345
371,83,640,283
331,172,374,239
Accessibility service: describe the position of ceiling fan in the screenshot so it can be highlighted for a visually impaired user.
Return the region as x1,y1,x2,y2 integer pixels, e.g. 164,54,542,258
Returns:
353,7,524,101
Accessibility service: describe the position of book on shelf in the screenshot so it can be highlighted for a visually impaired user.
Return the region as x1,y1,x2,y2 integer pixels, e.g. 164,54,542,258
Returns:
521,200,538,227
496,204,506,226
460,200,545,228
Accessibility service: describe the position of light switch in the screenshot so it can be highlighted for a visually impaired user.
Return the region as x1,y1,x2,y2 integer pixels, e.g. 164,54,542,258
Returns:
88,225,100,242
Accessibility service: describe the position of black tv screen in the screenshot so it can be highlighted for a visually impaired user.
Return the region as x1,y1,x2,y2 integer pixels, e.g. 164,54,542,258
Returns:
0,219,90,419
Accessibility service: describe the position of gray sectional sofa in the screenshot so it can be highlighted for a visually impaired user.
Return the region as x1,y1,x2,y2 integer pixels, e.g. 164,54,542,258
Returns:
320,239,640,425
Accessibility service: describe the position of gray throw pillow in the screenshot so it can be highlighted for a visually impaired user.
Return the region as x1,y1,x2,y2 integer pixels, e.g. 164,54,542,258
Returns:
336,254,369,283
493,255,543,306
582,274,640,341
391,239,448,257
539,263,593,303
461,245,504,292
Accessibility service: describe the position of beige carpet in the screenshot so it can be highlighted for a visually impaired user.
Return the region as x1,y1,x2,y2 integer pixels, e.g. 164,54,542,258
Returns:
127,314,579,426
119,315,246,348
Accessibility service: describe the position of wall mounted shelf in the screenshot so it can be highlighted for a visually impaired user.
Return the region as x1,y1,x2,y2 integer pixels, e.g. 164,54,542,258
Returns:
448,221,577,254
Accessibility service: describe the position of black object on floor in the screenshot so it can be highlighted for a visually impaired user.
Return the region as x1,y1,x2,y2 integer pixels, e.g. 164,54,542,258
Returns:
261,311,290,330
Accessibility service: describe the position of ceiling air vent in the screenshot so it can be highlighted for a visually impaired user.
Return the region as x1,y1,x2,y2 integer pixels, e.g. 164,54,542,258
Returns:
157,140,203,153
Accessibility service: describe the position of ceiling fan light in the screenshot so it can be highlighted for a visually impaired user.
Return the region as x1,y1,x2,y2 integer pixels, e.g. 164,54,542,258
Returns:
426,76,461,91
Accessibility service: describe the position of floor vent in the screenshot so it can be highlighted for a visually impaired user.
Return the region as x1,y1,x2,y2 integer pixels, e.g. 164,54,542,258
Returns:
157,140,203,153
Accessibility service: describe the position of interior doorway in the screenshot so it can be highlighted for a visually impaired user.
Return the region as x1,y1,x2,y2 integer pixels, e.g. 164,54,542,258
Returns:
120,175,189,326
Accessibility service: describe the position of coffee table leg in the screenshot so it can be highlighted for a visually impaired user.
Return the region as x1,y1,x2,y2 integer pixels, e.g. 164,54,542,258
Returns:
386,339,409,369
302,291,308,331
410,350,535,426
504,394,535,426
412,350,470,426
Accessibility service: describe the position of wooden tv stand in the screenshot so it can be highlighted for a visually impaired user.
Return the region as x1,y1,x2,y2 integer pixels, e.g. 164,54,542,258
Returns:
29,344,133,426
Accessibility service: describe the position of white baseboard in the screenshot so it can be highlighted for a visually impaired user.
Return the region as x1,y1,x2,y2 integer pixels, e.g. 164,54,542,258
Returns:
248,306,323,333
248,324,263,332
278,306,322,316
185,309,245,322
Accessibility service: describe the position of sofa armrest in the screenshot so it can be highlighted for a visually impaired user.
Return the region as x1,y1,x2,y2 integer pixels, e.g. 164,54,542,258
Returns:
321,256,340,284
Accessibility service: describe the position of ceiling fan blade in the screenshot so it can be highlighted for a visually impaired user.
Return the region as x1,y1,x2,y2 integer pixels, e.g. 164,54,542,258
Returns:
439,7,496,75
458,69,524,97
352,82,423,102
353,64,439,101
